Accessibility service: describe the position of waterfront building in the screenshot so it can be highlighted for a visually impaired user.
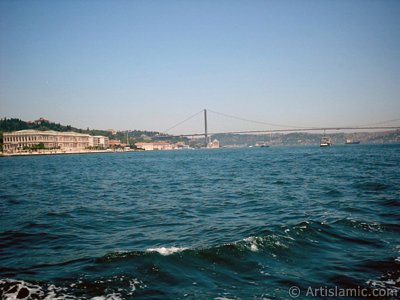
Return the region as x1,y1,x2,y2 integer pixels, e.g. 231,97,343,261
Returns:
109,139,122,147
109,140,129,148
89,136,109,148
3,130,92,152
135,141,175,151
207,139,220,149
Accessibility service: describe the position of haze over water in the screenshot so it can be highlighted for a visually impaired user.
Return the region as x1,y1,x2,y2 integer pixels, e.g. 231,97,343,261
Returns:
1,145,399,299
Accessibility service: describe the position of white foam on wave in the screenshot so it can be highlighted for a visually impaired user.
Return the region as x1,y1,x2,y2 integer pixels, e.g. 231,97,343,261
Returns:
127,278,146,295
0,277,140,300
146,246,188,256
0,279,43,300
243,235,288,252
250,244,259,252
366,279,400,291
0,279,71,300
243,237,259,252
44,284,68,300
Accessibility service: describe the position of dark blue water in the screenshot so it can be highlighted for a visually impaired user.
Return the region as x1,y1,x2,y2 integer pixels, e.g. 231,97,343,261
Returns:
1,145,399,299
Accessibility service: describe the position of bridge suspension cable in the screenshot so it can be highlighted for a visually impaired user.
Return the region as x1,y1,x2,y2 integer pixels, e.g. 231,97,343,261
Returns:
160,108,400,138
166,126,400,138
207,109,316,129
359,117,400,127
163,110,204,134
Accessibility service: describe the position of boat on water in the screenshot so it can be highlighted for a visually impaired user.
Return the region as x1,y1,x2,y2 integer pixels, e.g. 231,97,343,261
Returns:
320,136,331,147
345,139,360,145
255,142,270,148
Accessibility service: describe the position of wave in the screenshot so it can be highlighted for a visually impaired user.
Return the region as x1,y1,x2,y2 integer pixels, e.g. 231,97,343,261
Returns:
331,218,400,233
2,219,398,299
0,279,129,300
96,219,398,263
353,181,391,192
0,230,61,250
146,246,188,256
0,279,44,300
364,256,400,297
98,234,289,264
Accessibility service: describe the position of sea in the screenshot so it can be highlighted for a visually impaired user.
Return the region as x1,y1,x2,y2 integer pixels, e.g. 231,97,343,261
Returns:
0,144,399,299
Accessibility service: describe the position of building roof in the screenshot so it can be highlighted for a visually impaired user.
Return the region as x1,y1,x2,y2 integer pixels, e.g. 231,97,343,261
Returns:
135,141,171,145
4,130,90,137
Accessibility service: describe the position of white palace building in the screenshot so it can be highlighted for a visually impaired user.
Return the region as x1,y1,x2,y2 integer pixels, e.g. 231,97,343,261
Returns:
3,130,109,153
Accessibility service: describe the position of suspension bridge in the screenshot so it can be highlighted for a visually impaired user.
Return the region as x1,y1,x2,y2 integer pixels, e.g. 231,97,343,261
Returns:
159,109,400,147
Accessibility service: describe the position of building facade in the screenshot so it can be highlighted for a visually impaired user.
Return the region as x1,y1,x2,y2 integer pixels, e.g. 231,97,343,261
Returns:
135,141,175,151
3,130,92,152
89,136,109,148
207,139,220,149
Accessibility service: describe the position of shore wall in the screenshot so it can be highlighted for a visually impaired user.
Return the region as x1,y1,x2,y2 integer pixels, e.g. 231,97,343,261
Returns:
0,149,133,157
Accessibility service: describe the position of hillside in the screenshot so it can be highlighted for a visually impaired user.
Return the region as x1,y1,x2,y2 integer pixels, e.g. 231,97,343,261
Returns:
1,118,399,150
212,130,400,147
0,117,182,149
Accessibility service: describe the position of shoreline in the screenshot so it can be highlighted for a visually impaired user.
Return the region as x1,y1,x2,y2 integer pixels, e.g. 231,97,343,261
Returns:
0,149,136,157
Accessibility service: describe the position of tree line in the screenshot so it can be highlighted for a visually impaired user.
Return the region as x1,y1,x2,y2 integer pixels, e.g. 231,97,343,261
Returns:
0,118,187,150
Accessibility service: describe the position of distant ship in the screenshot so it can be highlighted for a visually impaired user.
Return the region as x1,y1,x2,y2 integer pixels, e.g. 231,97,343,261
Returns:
255,142,270,148
345,139,360,145
320,136,331,147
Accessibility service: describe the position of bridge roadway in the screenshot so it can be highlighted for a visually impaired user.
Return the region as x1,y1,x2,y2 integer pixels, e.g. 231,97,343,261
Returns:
159,109,400,139
159,126,400,138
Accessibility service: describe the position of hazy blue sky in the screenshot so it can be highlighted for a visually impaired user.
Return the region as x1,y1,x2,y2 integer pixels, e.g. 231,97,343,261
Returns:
1,0,399,134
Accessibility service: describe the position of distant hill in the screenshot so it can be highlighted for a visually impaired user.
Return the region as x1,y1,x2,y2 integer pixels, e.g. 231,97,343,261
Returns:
1,118,399,150
212,130,400,146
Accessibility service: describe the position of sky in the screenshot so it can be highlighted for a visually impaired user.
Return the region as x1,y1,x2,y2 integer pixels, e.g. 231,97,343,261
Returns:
1,0,399,134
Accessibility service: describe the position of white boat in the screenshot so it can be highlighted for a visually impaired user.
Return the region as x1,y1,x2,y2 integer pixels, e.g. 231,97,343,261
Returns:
320,136,331,147
345,138,360,144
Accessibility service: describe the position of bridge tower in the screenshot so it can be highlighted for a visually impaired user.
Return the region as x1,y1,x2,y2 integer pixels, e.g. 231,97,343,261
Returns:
204,109,208,147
